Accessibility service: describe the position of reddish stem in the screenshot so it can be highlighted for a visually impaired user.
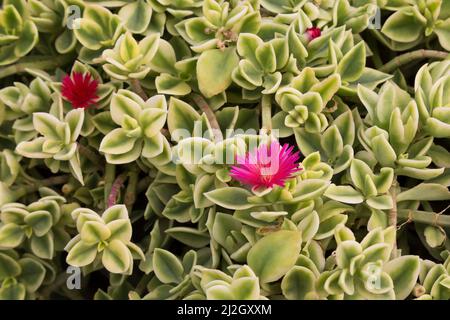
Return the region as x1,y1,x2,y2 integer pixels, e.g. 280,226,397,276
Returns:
107,173,127,208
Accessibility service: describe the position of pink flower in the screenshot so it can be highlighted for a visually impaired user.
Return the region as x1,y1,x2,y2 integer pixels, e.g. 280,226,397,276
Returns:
306,27,321,41
61,72,99,109
230,141,301,190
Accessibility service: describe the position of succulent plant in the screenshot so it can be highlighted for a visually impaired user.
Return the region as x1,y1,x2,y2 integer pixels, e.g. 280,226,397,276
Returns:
151,39,197,96
275,68,341,133
381,0,450,51
294,108,355,174
15,107,85,184
415,60,450,137
65,205,145,274
196,264,266,299
73,4,124,63
98,89,169,165
324,159,395,210
0,250,47,299
0,0,39,66
0,195,72,259
175,0,261,52
232,33,294,96
117,0,162,35
0,77,52,143
316,226,420,300
29,0,85,54
417,252,450,300
102,32,160,80
357,81,444,180
176,0,261,98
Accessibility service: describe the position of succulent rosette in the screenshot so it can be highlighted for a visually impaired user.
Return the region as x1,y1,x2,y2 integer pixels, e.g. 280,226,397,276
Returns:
0,0,39,66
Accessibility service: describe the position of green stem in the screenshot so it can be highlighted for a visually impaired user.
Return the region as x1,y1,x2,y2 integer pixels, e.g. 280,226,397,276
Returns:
39,272,69,300
78,143,105,171
135,274,152,296
261,94,272,133
124,169,139,212
191,93,223,142
369,29,396,50
61,287,85,300
379,49,449,73
104,164,116,208
18,167,37,183
389,180,398,258
365,35,383,69
11,175,69,199
0,54,75,79
28,168,44,180
388,184,398,228
23,174,69,188
19,175,70,196
41,175,70,187
161,128,171,140
136,176,152,194
398,209,450,228
130,79,148,100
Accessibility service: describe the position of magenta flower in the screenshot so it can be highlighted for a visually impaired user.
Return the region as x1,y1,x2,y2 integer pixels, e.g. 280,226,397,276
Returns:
61,72,99,109
306,27,321,41
230,141,301,190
